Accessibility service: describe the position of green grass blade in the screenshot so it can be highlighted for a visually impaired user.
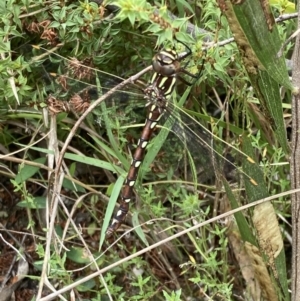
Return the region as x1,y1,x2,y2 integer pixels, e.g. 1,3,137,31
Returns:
99,175,125,248
132,211,148,246
64,153,123,174
222,179,256,246
219,0,290,153
224,0,291,89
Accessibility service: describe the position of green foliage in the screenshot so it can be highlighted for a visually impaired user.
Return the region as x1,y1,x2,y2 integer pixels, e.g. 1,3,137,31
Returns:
270,0,296,13
0,0,294,300
163,289,182,301
113,0,153,26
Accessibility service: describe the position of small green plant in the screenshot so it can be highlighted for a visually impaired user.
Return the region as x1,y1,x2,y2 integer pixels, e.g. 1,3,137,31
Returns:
163,289,182,301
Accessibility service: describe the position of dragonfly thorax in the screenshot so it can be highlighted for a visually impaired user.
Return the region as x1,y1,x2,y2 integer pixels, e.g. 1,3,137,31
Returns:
144,84,168,113
144,72,176,110
145,67,178,103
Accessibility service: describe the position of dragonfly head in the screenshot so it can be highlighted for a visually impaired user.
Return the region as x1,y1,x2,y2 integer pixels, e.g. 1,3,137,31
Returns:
152,49,180,77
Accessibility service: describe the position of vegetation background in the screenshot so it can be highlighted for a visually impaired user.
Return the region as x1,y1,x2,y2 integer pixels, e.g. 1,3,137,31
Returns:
0,0,297,300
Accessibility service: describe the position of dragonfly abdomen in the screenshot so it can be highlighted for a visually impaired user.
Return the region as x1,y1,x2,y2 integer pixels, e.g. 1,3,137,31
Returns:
106,103,166,236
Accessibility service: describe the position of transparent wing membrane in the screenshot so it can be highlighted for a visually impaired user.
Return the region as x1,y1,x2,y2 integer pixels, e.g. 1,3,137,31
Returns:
163,104,257,185
29,45,259,236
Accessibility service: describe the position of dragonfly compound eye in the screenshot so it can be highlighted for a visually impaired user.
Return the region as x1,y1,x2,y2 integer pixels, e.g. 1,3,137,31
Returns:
152,54,178,76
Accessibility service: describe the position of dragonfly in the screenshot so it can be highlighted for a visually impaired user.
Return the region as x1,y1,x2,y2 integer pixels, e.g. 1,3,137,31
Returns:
30,43,257,238
106,45,202,236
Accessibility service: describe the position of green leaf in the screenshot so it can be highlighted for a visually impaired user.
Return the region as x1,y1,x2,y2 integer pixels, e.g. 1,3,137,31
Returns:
87,222,97,236
132,211,148,246
99,175,125,248
219,0,290,153
15,157,46,184
67,247,90,264
69,162,76,176
225,1,291,88
62,178,86,193
269,0,296,13
64,153,123,174
128,11,136,26
176,0,194,14
17,196,46,209
15,143,124,174
50,21,61,28
76,278,96,292
223,180,256,245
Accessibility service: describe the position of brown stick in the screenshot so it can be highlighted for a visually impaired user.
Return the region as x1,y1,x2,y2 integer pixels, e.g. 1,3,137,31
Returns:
291,5,300,300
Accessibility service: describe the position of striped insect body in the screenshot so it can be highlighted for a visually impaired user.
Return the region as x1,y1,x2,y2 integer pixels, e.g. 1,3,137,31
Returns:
106,47,186,236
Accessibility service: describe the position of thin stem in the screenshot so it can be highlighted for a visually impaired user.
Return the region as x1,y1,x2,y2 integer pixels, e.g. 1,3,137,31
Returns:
291,2,300,299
